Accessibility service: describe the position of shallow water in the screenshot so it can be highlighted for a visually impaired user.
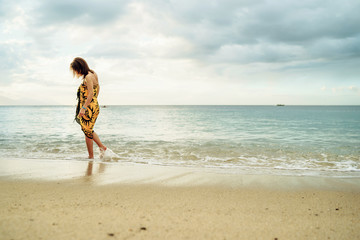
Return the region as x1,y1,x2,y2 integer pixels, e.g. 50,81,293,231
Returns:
0,105,359,177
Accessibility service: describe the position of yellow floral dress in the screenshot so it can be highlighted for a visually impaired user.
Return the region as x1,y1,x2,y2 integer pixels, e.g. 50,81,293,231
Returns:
75,81,100,139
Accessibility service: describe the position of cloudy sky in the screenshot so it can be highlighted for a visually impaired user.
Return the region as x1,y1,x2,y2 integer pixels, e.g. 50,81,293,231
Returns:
1,0,359,105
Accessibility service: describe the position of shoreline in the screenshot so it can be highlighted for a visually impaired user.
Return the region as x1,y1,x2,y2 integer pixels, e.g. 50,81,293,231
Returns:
1,104,359,106
1,158,360,191
1,158,360,239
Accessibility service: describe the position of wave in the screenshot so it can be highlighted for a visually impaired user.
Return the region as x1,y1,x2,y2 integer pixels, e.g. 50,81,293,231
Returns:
1,140,359,177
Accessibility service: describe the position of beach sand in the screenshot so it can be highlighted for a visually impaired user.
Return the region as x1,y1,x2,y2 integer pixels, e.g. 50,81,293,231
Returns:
1,159,360,240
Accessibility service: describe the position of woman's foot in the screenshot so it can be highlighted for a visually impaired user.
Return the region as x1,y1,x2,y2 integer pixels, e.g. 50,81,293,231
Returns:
99,146,107,159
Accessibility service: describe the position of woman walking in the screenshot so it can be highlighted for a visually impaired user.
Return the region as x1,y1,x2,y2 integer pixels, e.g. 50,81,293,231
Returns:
70,57,107,159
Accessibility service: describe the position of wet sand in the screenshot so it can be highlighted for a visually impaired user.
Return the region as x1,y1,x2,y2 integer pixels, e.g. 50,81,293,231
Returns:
0,158,360,239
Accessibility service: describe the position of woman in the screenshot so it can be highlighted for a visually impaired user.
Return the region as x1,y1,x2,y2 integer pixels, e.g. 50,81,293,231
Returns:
70,57,107,159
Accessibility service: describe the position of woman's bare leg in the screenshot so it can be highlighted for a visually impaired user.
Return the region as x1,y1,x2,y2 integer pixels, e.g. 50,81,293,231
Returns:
92,132,107,151
85,136,94,159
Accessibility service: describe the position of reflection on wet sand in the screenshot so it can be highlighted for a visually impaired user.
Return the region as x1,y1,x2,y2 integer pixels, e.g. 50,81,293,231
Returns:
85,161,106,179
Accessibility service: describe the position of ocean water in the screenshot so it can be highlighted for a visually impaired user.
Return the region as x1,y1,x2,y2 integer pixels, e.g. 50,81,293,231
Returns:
0,105,359,177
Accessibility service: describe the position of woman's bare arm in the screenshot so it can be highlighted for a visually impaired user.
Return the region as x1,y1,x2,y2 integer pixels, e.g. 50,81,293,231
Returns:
83,75,94,108
95,72,100,96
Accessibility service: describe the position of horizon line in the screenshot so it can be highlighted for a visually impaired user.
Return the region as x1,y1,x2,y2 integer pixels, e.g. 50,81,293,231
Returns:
1,104,359,107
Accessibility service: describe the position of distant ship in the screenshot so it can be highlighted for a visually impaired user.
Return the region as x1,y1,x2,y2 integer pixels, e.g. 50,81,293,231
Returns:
276,104,285,106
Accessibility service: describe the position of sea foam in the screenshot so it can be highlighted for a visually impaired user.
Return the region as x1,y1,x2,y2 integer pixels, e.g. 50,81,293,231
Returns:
100,148,120,161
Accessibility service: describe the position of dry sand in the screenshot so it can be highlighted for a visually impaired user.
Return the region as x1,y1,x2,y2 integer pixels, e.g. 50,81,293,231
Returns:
0,159,360,240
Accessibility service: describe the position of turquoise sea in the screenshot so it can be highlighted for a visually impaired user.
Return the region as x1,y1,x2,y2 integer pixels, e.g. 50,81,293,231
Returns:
0,105,359,177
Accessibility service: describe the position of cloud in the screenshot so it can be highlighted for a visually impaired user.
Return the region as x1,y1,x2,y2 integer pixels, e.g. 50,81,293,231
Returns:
7,0,360,64
142,0,360,64
309,36,360,59
210,42,306,63
1,0,360,105
0,0,16,19
348,86,358,92
33,0,130,26
321,85,360,95
0,41,31,85
239,1,360,43
0,43,19,70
